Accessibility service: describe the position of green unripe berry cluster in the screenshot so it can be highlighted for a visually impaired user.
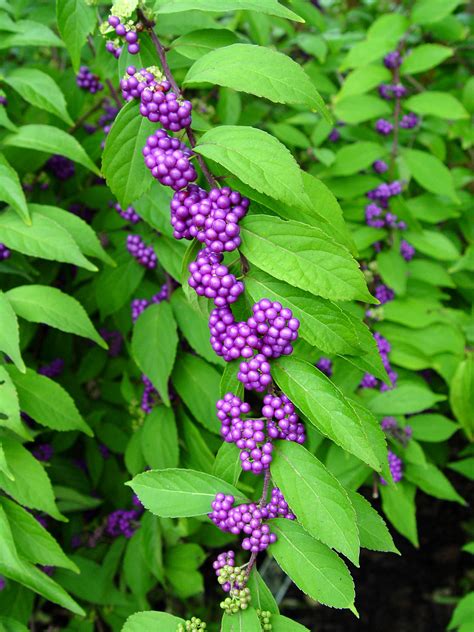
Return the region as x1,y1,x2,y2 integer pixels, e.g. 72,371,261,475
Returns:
177,616,207,631
217,564,246,588
257,609,272,631
220,587,251,614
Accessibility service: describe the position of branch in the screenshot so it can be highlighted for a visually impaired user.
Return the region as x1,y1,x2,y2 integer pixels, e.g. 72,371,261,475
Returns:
244,469,272,583
137,9,218,189
69,98,105,133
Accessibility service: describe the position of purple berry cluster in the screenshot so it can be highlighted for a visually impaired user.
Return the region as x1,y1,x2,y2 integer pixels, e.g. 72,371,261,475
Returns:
380,451,403,485
213,551,241,592
120,66,164,102
188,248,244,307
374,283,394,305
316,357,333,377
400,239,415,261
365,181,405,230
400,112,419,129
375,119,394,136
105,40,121,58
381,416,412,446
141,374,159,413
372,160,388,174
46,155,75,181
143,129,197,191
31,443,54,462
126,234,157,269
141,84,192,131
131,284,169,323
99,329,123,357
108,16,140,55
262,394,305,444
378,83,407,100
113,201,141,224
0,243,10,260
38,358,64,378
106,508,140,538
360,332,397,391
384,50,402,69
76,66,103,93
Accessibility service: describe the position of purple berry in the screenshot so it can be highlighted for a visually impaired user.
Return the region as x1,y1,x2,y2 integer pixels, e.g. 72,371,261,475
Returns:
126,234,157,269
400,239,415,261
378,84,393,100
31,443,54,462
375,119,394,136
384,50,402,69
38,358,64,378
0,243,11,260
247,299,300,358
170,185,208,240
113,201,141,224
141,90,192,131
143,129,197,191
400,112,419,129
372,160,388,174
99,328,123,357
108,15,120,27
188,248,244,308
237,353,272,392
217,392,251,443
380,451,403,485
106,509,140,538
262,393,305,444
374,283,394,305
316,357,333,377
76,66,103,94
46,155,75,181
266,488,296,520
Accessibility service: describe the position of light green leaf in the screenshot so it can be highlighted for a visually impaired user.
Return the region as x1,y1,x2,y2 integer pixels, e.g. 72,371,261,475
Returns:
0,20,64,49
194,126,306,209
402,148,458,202
0,156,30,224
271,441,360,565
4,125,99,175
56,0,96,71
0,498,78,572
271,519,355,610
330,142,386,176
172,353,221,434
0,292,25,372
212,442,241,487
411,0,462,25
0,436,64,521
5,365,92,436
271,615,310,631
404,91,468,120
141,406,179,469
4,69,73,125
334,95,391,124
404,229,460,261
240,215,372,302
273,356,385,471
221,608,261,631
337,65,391,100
380,482,418,546
6,285,106,348
405,462,466,504
0,367,29,440
247,570,279,614
0,208,96,271
400,44,453,74
346,490,399,554
245,270,361,354
408,414,459,442
127,468,247,517
102,100,156,208
450,355,474,441
32,204,114,266
158,0,304,22
0,106,19,133
448,593,474,631
172,29,240,60
377,249,407,296
367,383,446,415
122,611,184,632
185,44,328,119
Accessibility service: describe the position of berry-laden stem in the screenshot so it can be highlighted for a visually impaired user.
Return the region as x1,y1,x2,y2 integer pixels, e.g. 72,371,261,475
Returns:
137,9,218,189
244,468,272,583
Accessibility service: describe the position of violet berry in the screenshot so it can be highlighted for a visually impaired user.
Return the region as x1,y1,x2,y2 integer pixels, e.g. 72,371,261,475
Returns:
126,234,157,269
188,248,244,308
400,239,415,261
113,202,141,224
46,155,75,181
76,66,103,93
248,299,300,358
372,160,388,174
0,243,11,260
383,50,402,69
237,353,272,392
217,392,251,443
375,119,394,136
316,357,333,377
262,393,306,444
170,184,208,240
380,451,403,485
143,129,197,191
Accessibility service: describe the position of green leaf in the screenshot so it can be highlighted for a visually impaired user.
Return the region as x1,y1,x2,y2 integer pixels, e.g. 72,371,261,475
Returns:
158,0,304,21
330,142,386,176
0,106,19,133
122,611,184,632
247,570,279,614
334,95,391,124
56,0,96,71
403,229,460,261
172,29,240,60
0,436,64,521
0,207,96,271
212,442,241,487
194,126,306,209
271,441,360,565
240,215,372,303
6,285,106,348
220,360,244,399
0,498,78,572
268,122,311,149
5,366,92,436
94,251,144,318
0,505,83,615
448,593,474,631
141,406,179,469
271,519,355,610
32,204,114,266
405,463,466,505
404,91,468,120
337,65,391,100
411,0,461,25
345,490,399,554
273,357,385,471
0,20,64,49
380,482,418,546
367,383,446,415
0,367,29,440
127,468,247,517
4,125,99,175
0,617,29,632
402,149,458,202
245,271,360,355
0,292,25,372
377,249,407,296
0,157,30,224
449,355,474,441
165,543,205,598
400,44,453,74
3,69,73,125
271,615,310,631
102,100,157,208
185,45,328,120
448,458,474,481
172,353,221,434
408,414,459,442
132,302,178,407
221,608,261,631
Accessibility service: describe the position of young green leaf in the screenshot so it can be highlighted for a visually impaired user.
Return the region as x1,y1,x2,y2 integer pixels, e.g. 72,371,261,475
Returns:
3,68,73,125
212,442,242,487
6,285,106,348
272,356,384,470
380,482,418,547
408,414,459,442
247,570,279,614
0,20,64,49
411,0,460,25
127,469,247,517
402,148,458,202
404,92,468,120
0,291,25,372
404,463,466,505
0,156,30,224
400,44,453,75
94,250,145,318
345,490,399,554
158,0,304,22
5,366,92,436
334,95,391,124
367,383,446,415
330,142,386,176
271,519,355,610
271,615,310,631
4,125,99,175
132,302,178,407
141,406,179,469
56,0,96,71
185,44,329,119
172,29,241,61
221,607,262,631
102,101,156,207
195,126,307,210
240,215,373,303
271,441,360,565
